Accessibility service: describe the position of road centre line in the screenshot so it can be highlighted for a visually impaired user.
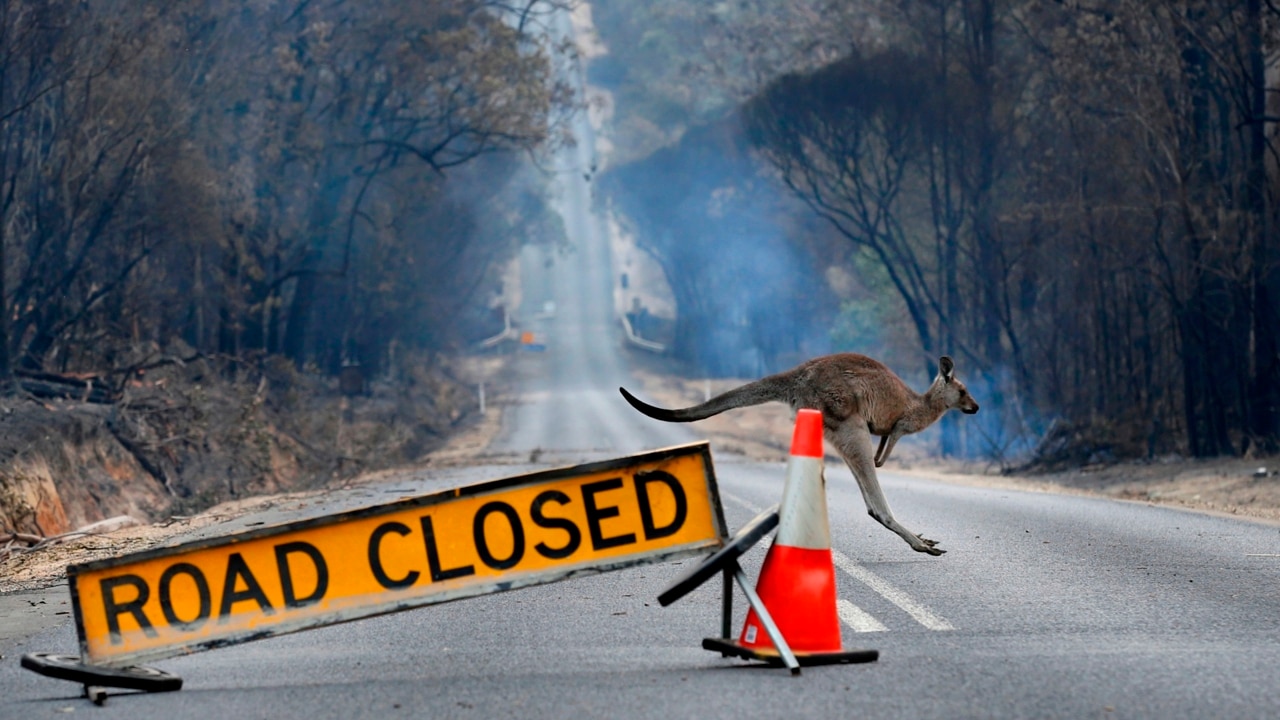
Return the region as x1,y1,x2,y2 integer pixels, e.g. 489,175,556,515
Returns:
830,551,955,631
837,599,888,632
718,491,761,516
721,490,954,632
720,491,881,632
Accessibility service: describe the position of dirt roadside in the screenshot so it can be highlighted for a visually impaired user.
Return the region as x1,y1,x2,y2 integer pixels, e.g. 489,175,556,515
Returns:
0,393,511,650
3,362,1278,651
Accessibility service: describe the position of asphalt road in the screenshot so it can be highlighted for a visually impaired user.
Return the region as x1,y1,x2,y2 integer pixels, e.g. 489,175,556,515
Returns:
7,446,1280,718
7,22,1280,718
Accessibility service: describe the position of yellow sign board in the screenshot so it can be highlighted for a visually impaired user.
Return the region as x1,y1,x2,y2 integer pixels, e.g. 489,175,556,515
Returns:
69,443,725,666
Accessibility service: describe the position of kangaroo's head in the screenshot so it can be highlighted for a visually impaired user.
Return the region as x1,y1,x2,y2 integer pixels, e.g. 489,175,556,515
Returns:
935,356,979,414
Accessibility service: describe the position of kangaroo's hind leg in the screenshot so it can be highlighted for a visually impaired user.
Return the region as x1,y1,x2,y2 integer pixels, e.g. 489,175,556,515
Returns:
828,418,944,555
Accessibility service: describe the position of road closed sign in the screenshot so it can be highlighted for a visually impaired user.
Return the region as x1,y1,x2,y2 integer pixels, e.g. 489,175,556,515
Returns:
68,443,726,666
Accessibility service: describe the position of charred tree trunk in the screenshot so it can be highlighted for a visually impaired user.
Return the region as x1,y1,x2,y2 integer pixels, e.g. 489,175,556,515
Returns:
1246,0,1278,452
283,261,318,368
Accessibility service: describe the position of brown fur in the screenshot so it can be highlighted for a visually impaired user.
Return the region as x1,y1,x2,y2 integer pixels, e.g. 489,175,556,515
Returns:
620,353,979,555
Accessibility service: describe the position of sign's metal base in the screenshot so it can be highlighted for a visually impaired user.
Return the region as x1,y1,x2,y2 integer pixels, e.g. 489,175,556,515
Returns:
20,652,182,705
701,637,879,667
659,505,879,675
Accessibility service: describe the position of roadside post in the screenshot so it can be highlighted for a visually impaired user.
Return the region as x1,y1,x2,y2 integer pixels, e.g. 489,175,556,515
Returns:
20,442,726,703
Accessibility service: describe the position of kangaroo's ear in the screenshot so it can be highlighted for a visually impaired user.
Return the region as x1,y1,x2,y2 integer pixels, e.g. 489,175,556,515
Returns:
939,356,955,383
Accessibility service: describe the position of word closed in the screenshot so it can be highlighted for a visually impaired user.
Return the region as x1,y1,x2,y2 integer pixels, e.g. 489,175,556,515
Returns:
69,443,725,666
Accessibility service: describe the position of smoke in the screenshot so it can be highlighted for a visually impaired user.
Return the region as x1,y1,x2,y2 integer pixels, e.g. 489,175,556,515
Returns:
962,363,1046,464
602,115,837,377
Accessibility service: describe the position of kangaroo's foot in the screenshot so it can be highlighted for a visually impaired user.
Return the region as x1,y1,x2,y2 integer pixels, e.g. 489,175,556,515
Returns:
914,535,945,556
869,508,946,556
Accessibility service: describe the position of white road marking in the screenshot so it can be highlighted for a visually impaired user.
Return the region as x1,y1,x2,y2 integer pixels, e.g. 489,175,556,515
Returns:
831,551,955,631
719,490,762,516
721,490,951,632
837,599,888,632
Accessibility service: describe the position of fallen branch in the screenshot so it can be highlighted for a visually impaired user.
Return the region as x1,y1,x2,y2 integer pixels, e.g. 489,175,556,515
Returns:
0,531,43,545
0,516,142,556
14,370,116,404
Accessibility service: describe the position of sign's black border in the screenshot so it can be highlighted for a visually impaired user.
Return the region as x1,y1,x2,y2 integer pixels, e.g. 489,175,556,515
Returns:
68,442,726,666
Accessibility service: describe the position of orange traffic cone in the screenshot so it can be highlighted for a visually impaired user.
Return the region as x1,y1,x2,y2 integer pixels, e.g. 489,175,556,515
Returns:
738,408,842,653
710,408,877,666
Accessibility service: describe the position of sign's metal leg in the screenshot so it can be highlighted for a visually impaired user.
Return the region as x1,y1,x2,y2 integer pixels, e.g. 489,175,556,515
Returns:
732,564,800,675
720,567,733,640
84,684,108,705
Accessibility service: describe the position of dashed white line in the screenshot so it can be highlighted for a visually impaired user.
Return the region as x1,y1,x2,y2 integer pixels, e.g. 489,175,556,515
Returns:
721,490,954,632
837,599,888,632
831,551,955,631
718,490,759,516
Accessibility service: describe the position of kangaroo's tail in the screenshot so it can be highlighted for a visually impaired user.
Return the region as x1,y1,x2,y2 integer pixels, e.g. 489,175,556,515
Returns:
618,377,786,423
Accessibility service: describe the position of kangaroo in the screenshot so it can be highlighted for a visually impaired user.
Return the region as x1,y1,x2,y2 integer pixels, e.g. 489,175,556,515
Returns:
619,353,979,555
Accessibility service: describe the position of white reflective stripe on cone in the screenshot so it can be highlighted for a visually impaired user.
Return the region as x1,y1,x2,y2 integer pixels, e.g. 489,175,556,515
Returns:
775,456,831,550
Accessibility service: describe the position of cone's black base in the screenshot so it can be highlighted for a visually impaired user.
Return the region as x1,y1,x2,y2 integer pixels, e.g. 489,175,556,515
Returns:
702,637,879,667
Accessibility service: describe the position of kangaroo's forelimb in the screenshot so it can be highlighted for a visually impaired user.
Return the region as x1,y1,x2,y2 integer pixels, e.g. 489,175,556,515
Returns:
874,429,903,467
